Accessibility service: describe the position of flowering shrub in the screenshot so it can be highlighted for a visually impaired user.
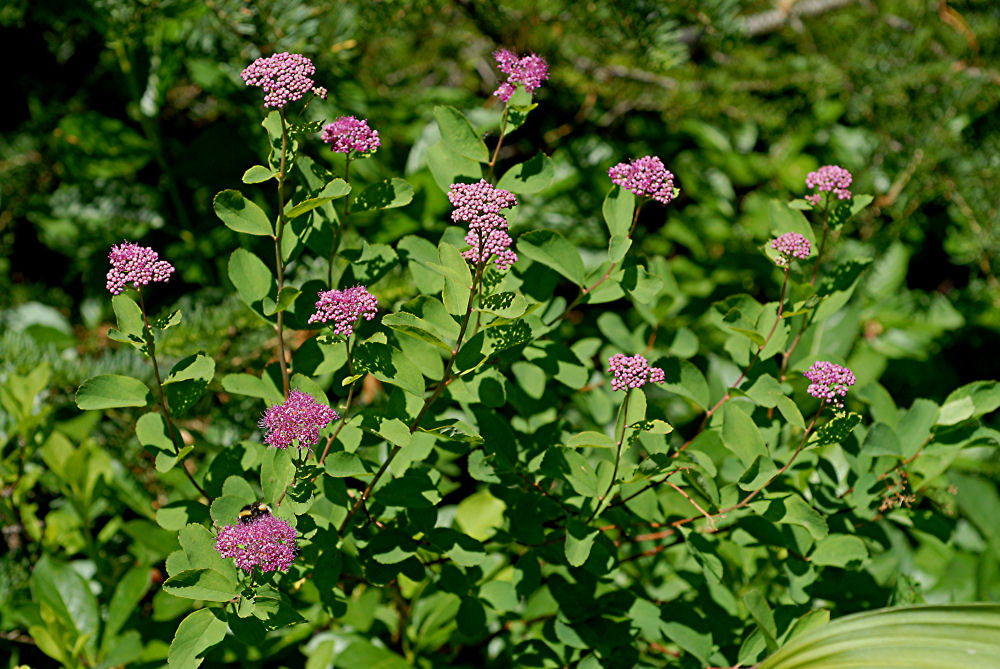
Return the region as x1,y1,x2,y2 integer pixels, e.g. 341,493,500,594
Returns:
3,41,991,669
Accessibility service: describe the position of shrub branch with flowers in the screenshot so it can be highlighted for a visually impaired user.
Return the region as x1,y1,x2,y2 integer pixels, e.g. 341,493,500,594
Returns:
42,47,999,669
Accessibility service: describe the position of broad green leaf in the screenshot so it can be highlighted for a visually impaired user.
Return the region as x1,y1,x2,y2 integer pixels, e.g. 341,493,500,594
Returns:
163,354,215,415
659,358,710,409
434,105,490,162
809,411,862,447
284,178,350,218
758,604,1000,669
228,248,274,307
30,556,100,656
263,286,301,315
168,608,229,669
221,372,284,405
746,590,779,652
455,489,506,542
325,452,369,478
941,381,1000,424
335,639,412,669
518,229,586,285
722,403,768,467
609,235,632,263
427,140,482,192
261,447,295,504
162,568,239,602
353,178,415,211
242,165,276,183
214,189,273,236
565,520,600,567
76,374,151,410
382,312,452,352
477,291,529,319
809,533,868,567
105,566,151,641
603,185,636,237
567,431,617,449
497,152,554,193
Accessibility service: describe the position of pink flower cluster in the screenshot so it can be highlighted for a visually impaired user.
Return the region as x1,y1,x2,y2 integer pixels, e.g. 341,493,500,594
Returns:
771,232,811,267
448,180,519,271
493,49,549,102
106,241,175,295
608,156,677,205
607,354,665,392
241,52,317,109
804,360,856,409
321,116,381,156
308,285,379,336
216,515,297,573
805,165,853,206
259,389,339,450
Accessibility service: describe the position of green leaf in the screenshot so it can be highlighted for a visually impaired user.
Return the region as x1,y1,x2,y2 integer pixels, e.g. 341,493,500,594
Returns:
325,451,369,478
105,566,151,641
745,589,779,652
284,178,350,218
518,229,586,285
809,412,862,447
603,185,636,237
168,608,229,669
608,235,632,263
353,178,415,211
109,293,145,351
659,358,710,409
242,165,276,183
722,403,768,467
261,447,295,504
228,248,274,308
214,189,273,236
477,291,529,319
76,374,151,410
758,604,1000,669
221,373,284,404
427,141,482,192
263,286,301,315
163,354,216,415
497,152,554,193
335,639,412,669
809,534,868,567
30,556,100,656
567,431,617,449
455,489,506,542
565,520,600,567
941,381,1000,424
382,312,452,352
163,568,239,602
435,106,490,162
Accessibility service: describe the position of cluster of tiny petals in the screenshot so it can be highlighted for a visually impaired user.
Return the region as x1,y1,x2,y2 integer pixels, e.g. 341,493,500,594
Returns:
312,86,328,100
608,156,677,205
307,284,379,336
106,241,175,295
258,389,339,450
804,361,856,409
216,515,297,573
321,116,380,156
607,354,666,392
448,180,519,271
805,165,853,205
771,232,812,267
241,52,317,109
493,48,550,102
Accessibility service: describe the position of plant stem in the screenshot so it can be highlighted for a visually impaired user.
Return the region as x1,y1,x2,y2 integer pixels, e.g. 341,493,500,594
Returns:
587,390,630,523
318,339,357,466
338,263,485,535
328,157,352,288
546,202,644,326
274,110,291,397
136,286,208,500
486,106,509,183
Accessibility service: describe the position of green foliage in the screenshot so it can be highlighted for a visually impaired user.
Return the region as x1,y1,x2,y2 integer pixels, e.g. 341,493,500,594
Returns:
2,2,1000,668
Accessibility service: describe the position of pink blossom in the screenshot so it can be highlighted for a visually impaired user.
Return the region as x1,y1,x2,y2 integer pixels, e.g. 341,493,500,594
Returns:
307,285,379,337
106,241,175,295
493,49,549,102
241,52,317,109
608,156,677,205
216,515,298,573
321,116,380,156
607,354,665,392
259,389,339,450
805,165,853,206
448,180,519,271
804,361,856,409
771,232,811,267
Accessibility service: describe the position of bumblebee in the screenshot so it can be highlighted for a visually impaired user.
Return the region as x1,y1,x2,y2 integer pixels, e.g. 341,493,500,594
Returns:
238,502,273,525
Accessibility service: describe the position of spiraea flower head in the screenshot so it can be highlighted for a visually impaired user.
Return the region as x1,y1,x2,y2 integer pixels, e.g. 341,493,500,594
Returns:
307,284,379,336
322,116,380,156
804,361,856,409
259,389,339,450
106,241,175,295
448,180,519,271
241,52,317,109
805,165,853,206
607,354,666,392
771,232,812,267
608,156,677,205
216,515,297,573
493,48,549,102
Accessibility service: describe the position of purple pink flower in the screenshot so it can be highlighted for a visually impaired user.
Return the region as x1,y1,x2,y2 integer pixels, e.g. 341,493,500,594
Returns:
321,116,380,156
608,156,677,205
493,49,549,102
106,241,175,295
771,232,812,267
259,389,339,450
805,165,853,206
804,361,856,409
216,515,297,573
307,285,379,336
241,52,317,109
607,354,666,392
448,180,519,271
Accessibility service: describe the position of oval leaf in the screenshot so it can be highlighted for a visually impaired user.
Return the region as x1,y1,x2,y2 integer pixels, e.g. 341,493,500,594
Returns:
76,374,151,410
214,189,273,236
